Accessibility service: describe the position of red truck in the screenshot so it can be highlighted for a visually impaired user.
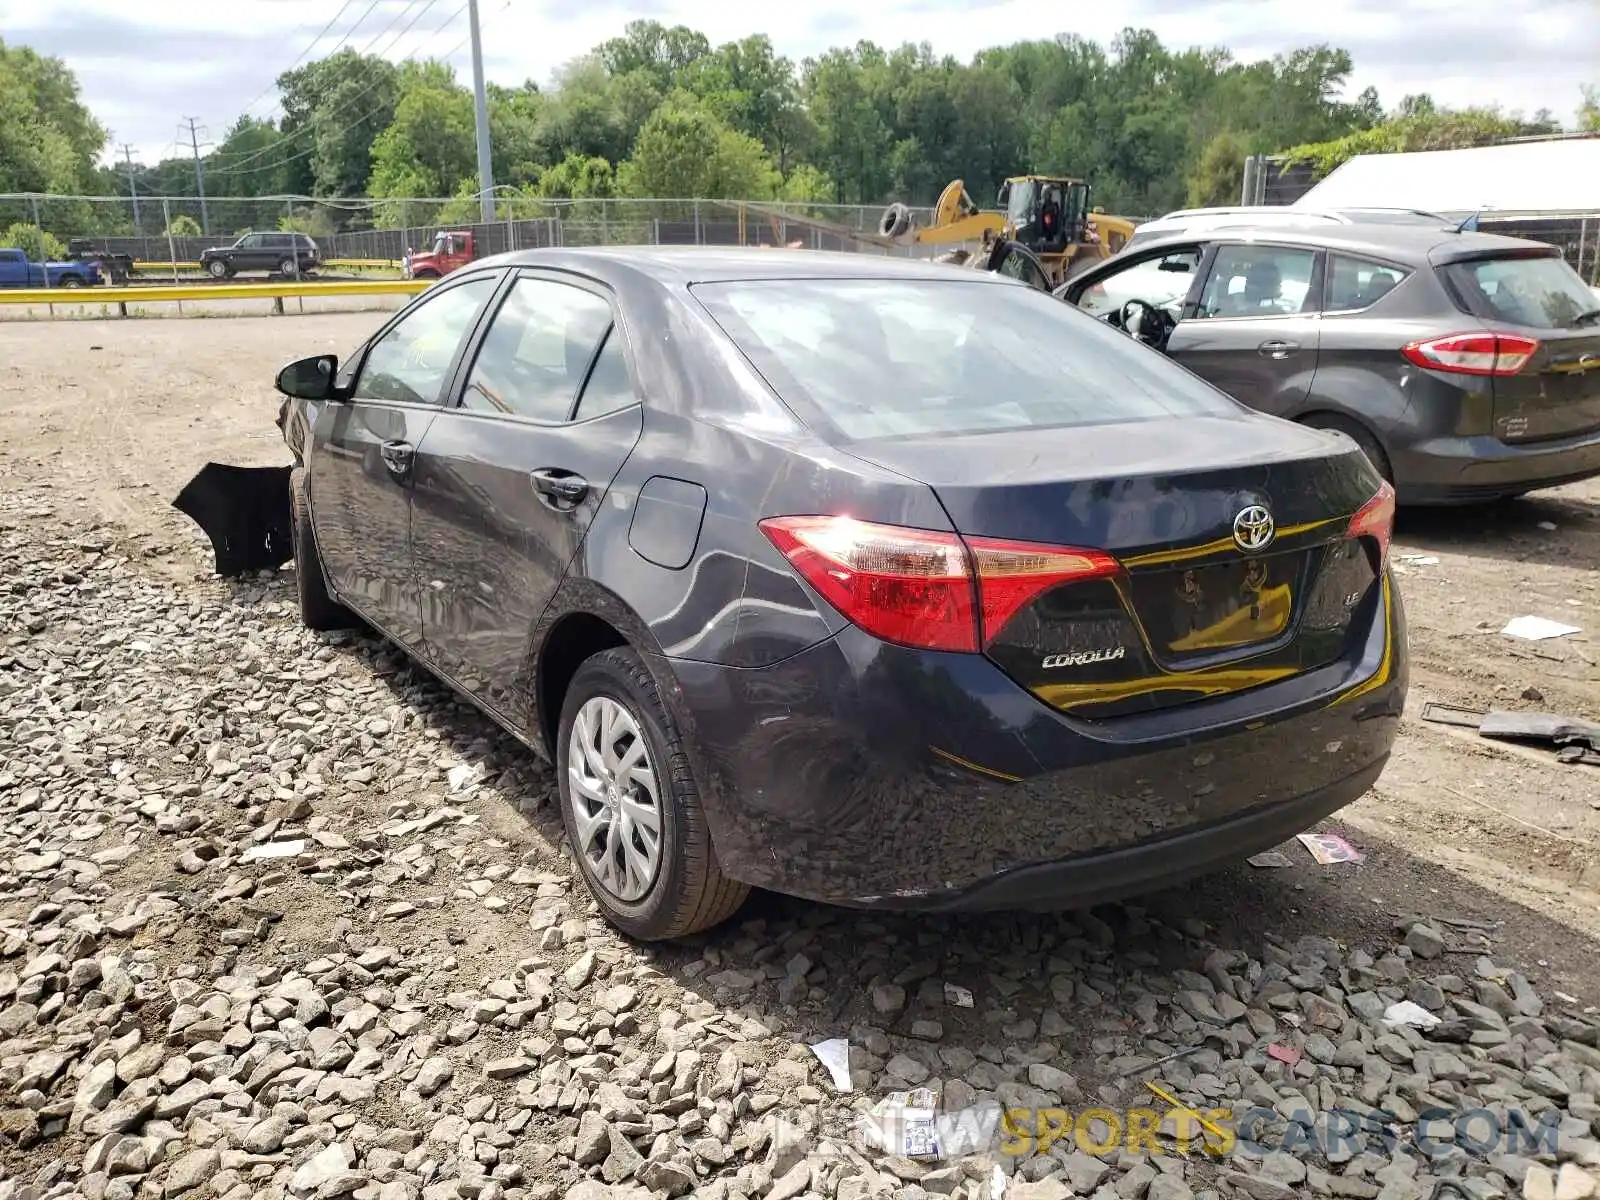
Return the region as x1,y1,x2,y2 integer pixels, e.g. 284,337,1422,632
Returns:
403,230,475,279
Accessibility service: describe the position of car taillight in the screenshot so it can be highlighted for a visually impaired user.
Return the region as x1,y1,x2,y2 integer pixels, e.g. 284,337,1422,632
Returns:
1402,332,1539,377
758,515,1121,652
966,536,1120,644
1347,480,1396,570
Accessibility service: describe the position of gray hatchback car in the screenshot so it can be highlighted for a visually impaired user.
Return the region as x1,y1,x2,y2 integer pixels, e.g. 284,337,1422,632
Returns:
1056,224,1600,504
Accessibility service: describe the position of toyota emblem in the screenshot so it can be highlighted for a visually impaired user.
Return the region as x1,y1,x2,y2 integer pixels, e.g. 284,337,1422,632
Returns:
1232,505,1275,553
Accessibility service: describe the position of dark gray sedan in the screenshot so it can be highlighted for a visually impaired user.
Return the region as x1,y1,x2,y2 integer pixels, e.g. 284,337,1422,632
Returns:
1056,224,1600,505
271,247,1405,941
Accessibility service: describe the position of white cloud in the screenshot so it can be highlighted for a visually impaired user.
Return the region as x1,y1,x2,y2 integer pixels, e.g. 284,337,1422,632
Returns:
7,0,1596,169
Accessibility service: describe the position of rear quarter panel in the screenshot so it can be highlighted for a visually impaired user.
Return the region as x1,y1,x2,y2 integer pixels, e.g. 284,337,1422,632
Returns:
542,283,951,674
1290,268,1494,452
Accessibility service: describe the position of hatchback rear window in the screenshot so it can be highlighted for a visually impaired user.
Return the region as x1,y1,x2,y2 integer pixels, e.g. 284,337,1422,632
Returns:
692,278,1238,442
1440,254,1598,329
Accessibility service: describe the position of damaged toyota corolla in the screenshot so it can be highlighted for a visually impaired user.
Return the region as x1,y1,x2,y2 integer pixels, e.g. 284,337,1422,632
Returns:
193,246,1407,941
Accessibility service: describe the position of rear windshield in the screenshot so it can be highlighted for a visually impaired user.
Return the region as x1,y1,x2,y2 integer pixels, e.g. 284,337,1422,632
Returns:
692,277,1239,442
1440,254,1597,329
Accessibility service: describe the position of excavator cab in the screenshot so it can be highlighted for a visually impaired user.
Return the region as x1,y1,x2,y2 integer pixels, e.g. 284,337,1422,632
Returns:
998,176,1091,256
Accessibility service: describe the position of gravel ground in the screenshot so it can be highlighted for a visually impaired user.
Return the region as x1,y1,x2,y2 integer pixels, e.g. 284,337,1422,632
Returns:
2,316,1599,1200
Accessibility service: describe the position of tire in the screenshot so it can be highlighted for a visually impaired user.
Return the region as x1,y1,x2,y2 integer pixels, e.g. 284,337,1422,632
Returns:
556,647,748,941
59,276,84,288
279,258,298,277
413,268,439,280
289,468,357,632
1300,413,1393,486
206,260,229,279
878,202,913,239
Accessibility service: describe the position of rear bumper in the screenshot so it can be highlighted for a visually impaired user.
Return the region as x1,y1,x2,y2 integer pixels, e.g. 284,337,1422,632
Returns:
661,575,1406,909
1395,428,1600,505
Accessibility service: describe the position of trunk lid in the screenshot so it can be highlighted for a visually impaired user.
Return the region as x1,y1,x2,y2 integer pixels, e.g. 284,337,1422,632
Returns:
1491,327,1600,443
1436,250,1600,443
847,414,1386,719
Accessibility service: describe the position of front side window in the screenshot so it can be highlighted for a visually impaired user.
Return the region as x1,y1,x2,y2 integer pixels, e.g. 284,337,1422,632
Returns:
236,234,261,249
461,278,614,421
353,277,498,406
1076,250,1201,317
695,277,1238,443
1196,245,1317,319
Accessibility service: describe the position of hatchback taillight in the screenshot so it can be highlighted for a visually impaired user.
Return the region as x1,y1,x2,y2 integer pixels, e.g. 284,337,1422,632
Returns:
1347,481,1396,570
758,515,1120,652
1401,332,1539,377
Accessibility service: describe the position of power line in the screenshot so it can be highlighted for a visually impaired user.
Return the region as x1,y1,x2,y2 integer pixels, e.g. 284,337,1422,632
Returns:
206,0,489,182
235,0,362,121
208,0,452,178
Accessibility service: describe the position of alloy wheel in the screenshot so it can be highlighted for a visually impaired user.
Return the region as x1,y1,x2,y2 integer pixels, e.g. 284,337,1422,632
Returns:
567,695,663,902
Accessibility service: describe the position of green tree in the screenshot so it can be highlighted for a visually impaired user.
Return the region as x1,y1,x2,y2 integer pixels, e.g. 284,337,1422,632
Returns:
0,222,66,261
368,62,477,200
598,20,711,90
618,95,777,198
536,154,617,199
802,47,892,203
1580,86,1600,133
163,214,202,237
277,50,400,196
1186,131,1246,207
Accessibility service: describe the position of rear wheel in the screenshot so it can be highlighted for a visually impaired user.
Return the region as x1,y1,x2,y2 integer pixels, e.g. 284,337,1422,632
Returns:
289,468,357,632
279,257,298,277
1300,413,1393,486
59,276,84,288
556,647,747,941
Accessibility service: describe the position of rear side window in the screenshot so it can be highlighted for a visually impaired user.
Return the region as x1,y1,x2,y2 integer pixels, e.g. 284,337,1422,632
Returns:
693,278,1239,442
1440,255,1597,329
1326,255,1410,312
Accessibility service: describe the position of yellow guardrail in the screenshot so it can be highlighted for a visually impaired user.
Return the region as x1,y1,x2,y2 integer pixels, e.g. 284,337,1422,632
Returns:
0,278,429,316
133,258,399,272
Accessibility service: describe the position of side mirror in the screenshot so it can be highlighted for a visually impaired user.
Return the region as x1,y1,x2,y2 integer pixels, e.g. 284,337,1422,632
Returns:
275,354,338,401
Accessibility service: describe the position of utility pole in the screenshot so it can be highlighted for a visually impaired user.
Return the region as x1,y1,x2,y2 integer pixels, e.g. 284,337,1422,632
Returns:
182,117,211,234
467,0,496,223
120,144,142,236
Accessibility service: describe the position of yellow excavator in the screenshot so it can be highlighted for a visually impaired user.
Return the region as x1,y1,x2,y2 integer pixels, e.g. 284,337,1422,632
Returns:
877,176,1135,287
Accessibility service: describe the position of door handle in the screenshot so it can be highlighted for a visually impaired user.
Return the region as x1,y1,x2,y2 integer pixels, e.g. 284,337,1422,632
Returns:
530,468,589,509
1258,340,1300,360
379,440,414,480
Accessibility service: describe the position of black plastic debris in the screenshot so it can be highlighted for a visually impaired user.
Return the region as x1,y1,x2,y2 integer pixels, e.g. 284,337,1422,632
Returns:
172,463,293,578
1477,710,1600,753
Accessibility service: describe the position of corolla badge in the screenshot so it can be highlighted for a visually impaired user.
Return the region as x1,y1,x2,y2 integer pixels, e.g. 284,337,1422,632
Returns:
1232,505,1275,553
1042,647,1126,669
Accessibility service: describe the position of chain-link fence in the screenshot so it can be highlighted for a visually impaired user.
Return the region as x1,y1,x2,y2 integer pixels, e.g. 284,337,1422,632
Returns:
0,193,941,266
8,191,1597,283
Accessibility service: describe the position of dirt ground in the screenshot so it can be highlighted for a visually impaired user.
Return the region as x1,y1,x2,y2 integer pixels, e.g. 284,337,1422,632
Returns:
2,313,1597,988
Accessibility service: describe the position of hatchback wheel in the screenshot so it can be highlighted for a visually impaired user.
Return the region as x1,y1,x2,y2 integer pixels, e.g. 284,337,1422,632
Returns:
1301,413,1393,486
557,648,747,941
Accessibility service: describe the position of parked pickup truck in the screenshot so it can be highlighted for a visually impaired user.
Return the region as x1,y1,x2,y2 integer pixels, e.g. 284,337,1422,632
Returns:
403,230,475,279
0,247,102,288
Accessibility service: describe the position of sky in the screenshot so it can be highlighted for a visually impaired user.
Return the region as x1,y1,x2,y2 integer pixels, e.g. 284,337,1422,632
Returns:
7,0,1598,169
